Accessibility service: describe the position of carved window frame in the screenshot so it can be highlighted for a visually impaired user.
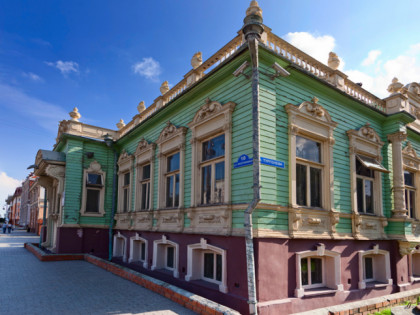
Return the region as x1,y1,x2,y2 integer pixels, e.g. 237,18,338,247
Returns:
80,160,106,217
402,142,420,220
151,235,179,278
185,238,227,293
134,139,156,211
347,124,387,216
117,151,134,213
285,97,337,211
358,245,392,289
188,99,236,207
295,244,342,298
113,231,127,262
156,122,187,210
128,233,148,268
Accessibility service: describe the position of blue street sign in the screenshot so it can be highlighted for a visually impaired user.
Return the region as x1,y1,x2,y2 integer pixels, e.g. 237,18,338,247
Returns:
234,154,253,168
260,157,285,168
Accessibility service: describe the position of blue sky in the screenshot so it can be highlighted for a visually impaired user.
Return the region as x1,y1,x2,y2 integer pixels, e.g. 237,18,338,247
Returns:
1,0,420,213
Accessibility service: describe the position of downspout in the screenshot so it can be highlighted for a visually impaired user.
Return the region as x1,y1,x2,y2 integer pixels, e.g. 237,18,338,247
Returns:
242,2,264,314
107,142,118,261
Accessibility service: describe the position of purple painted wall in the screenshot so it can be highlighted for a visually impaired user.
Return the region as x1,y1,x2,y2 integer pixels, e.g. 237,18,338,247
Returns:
56,227,108,258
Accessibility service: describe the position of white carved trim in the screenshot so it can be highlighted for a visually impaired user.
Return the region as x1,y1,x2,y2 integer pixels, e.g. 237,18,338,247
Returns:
129,233,148,268
151,235,179,278
134,139,156,211
358,246,392,289
113,232,127,262
80,161,106,217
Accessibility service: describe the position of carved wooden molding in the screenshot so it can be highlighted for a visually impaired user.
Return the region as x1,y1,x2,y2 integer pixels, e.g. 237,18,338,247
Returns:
189,98,236,127
352,214,387,240
156,121,187,144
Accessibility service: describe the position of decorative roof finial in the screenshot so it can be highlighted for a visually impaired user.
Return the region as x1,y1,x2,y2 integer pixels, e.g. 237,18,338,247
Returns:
116,119,125,130
387,77,404,95
246,1,262,18
328,52,340,70
242,1,264,40
137,101,146,113
160,81,169,95
191,52,203,69
69,107,81,122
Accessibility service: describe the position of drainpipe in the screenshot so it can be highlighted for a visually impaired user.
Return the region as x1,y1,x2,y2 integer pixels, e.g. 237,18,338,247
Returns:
242,3,264,315
104,134,118,261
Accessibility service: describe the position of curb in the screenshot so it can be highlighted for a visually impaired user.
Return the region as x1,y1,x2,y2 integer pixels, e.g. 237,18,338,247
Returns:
24,243,240,315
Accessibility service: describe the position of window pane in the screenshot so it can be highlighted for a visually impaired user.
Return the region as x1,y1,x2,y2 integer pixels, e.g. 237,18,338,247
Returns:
142,164,151,180
123,188,129,212
310,167,322,207
365,180,374,214
214,162,225,203
311,258,323,284
141,182,149,210
201,165,212,205
166,246,174,268
296,164,307,206
202,134,225,161
216,254,222,282
124,172,130,186
404,171,414,187
175,173,180,207
166,176,173,207
86,189,99,213
167,153,180,172
301,258,308,286
296,136,320,163
356,158,374,178
141,242,146,261
365,257,373,279
204,253,214,279
357,178,364,212
409,190,416,219
87,173,102,186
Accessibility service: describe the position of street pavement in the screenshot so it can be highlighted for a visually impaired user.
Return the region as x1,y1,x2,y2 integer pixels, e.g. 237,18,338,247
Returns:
0,230,195,315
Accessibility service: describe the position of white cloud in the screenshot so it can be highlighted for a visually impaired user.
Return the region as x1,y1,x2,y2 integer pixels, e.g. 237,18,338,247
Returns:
362,50,382,66
0,83,68,132
46,60,79,76
283,32,345,69
22,72,44,82
0,171,21,217
132,57,161,81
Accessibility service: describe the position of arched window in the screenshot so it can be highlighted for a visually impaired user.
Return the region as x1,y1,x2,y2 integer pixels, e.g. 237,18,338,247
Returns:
129,233,148,268
358,245,392,289
113,232,127,262
151,235,179,278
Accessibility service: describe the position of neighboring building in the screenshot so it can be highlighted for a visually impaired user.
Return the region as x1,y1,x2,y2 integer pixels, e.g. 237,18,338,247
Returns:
30,2,420,314
9,187,22,226
5,195,12,223
29,177,46,235
20,173,37,228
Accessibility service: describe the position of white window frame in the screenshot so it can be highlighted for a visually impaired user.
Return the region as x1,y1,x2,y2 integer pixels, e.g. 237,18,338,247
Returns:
151,235,179,278
156,122,187,210
134,139,156,211
358,245,392,289
129,233,148,268
80,161,106,217
285,97,337,211
295,244,342,298
186,238,227,293
402,142,420,220
117,151,133,213
410,249,420,282
113,231,127,262
188,99,236,207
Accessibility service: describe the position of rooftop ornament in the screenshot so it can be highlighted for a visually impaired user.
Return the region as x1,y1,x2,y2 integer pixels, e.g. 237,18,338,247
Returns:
160,81,169,95
328,52,340,70
387,77,404,95
246,0,262,18
116,119,126,130
69,107,81,122
191,52,203,69
137,101,146,113
242,0,264,40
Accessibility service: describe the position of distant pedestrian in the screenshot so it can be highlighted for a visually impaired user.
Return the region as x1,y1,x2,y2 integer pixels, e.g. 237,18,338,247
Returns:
7,223,12,234
2,223,6,234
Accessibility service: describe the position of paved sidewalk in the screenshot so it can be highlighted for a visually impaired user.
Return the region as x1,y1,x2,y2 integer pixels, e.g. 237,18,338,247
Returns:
0,231,195,315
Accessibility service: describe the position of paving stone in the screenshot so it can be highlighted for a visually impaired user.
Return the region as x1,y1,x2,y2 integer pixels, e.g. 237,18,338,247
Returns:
0,232,195,315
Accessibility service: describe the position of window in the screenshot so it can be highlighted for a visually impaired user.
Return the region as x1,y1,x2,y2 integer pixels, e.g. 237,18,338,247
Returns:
186,238,227,293
188,99,236,208
166,153,180,208
156,122,187,210
410,251,420,281
356,157,375,214
295,244,342,298
117,151,133,213
113,232,127,262
296,136,322,208
285,97,337,212
405,171,416,219
358,245,392,289
129,234,148,268
80,161,106,217
151,236,179,278
201,134,225,205
134,139,155,211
